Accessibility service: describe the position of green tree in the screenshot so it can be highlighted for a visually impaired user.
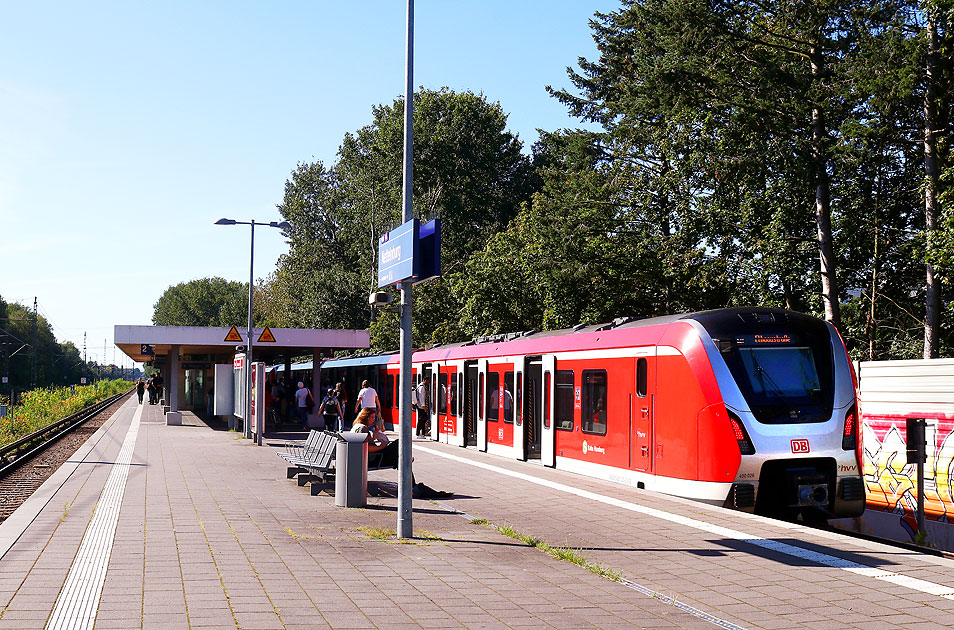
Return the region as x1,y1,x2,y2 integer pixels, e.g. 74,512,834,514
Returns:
264,88,538,347
537,0,953,363
152,277,252,327
0,296,87,392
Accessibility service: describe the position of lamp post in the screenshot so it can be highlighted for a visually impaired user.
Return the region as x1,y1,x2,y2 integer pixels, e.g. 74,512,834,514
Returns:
215,217,290,446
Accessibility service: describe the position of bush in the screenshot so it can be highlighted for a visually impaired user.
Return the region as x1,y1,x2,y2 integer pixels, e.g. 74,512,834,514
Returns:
0,380,130,447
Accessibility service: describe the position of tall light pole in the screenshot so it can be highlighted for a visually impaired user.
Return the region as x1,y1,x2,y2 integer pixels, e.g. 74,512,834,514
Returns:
215,217,290,446
397,0,415,540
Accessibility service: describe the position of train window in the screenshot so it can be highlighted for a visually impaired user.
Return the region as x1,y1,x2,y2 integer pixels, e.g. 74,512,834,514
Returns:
544,371,551,429
637,359,647,398
516,372,523,426
392,374,398,409
581,370,608,435
450,373,458,417
438,372,448,414
487,371,500,422
504,372,514,424
555,370,574,431
381,371,393,408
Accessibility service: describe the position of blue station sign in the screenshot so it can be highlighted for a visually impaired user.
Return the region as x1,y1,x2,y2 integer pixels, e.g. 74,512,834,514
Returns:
377,219,419,287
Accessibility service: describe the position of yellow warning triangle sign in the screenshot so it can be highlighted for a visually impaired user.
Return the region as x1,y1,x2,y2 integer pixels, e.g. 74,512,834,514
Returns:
223,326,244,343
257,327,277,343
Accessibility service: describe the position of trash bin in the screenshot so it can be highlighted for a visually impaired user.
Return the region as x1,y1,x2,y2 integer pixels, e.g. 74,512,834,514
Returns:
335,434,368,507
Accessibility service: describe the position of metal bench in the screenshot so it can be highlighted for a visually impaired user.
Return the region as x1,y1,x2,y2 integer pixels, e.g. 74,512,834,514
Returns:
284,431,340,495
278,430,398,496
278,430,322,471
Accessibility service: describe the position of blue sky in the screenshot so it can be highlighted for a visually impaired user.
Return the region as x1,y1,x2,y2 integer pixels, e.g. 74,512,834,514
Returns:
0,1,614,367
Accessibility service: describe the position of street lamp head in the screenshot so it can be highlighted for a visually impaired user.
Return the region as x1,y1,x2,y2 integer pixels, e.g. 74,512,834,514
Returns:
272,221,292,229
215,218,237,225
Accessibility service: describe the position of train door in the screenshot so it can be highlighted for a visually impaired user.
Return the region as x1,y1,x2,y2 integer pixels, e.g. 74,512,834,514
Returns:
452,360,466,447
541,355,556,467
436,365,449,444
514,358,526,460
463,363,478,446
526,357,543,460
429,362,440,441
477,359,488,451
412,366,422,435
632,353,655,472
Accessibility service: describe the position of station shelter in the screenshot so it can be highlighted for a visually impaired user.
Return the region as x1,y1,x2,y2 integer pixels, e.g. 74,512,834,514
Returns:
114,325,370,426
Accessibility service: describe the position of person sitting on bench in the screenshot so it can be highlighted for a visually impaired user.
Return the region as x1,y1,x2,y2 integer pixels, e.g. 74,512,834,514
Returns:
350,408,399,468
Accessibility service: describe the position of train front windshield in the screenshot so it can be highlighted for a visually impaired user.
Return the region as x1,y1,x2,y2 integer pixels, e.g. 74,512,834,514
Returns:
737,347,821,400
694,310,834,424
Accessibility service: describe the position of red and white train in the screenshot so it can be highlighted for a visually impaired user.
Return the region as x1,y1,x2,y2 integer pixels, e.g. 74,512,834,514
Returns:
321,307,865,520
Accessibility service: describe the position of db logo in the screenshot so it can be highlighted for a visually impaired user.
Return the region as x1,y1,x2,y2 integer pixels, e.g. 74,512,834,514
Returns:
791,439,810,454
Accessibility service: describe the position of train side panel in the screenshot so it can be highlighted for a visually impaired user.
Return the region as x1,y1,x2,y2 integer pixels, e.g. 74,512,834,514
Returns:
655,323,740,492
551,355,634,471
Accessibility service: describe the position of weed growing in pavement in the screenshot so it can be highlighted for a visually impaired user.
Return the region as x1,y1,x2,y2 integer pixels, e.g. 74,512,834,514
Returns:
285,527,320,540
497,524,520,539
416,530,442,541
357,526,443,543
358,526,396,541
469,518,488,525
484,521,621,582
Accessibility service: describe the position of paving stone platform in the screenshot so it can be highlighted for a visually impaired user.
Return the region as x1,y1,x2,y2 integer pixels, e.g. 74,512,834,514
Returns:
0,396,952,629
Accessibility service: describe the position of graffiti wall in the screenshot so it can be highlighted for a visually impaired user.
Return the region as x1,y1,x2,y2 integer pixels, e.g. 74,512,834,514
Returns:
862,415,954,540
829,359,954,550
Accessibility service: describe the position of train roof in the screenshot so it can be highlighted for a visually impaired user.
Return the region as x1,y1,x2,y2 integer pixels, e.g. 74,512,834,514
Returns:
315,307,814,368
322,353,395,368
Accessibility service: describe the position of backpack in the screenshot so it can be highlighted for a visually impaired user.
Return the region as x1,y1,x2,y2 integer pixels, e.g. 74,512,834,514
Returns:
322,396,339,416
415,382,428,410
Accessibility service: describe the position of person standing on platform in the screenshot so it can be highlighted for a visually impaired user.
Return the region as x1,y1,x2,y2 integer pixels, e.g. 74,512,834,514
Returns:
153,373,164,404
415,375,431,437
146,376,156,404
136,378,145,404
269,378,284,420
334,382,348,425
318,388,343,432
294,381,314,430
354,380,381,429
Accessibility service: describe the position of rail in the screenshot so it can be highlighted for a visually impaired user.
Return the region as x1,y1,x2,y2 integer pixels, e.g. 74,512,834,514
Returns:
0,389,131,477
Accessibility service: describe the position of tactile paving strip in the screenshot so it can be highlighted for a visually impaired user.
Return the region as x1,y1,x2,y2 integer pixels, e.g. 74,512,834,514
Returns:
44,404,142,630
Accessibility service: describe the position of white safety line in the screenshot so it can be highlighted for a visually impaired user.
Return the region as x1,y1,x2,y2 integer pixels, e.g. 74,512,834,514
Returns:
45,404,142,630
418,446,954,601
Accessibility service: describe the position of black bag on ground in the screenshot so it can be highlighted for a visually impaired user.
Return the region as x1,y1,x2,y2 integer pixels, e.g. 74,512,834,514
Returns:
412,482,452,499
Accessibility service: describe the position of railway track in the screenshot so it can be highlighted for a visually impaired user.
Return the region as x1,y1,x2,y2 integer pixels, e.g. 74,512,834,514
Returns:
0,391,132,523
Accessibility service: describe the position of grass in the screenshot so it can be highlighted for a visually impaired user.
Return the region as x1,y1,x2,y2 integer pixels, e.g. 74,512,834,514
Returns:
488,521,622,581
356,526,443,543
285,527,320,540
0,380,129,449
358,525,396,541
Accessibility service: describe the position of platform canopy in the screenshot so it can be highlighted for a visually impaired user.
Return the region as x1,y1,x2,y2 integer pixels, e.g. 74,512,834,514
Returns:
114,325,370,364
